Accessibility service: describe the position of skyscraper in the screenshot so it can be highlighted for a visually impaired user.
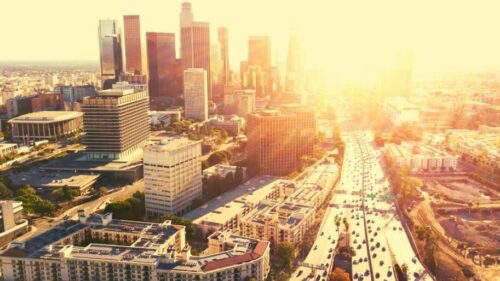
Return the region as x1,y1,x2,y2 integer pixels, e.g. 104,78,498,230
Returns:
123,15,143,74
248,36,271,71
82,88,149,161
285,34,305,95
183,68,208,121
218,27,230,86
98,19,123,89
146,32,179,106
247,36,272,96
377,51,413,99
179,2,212,100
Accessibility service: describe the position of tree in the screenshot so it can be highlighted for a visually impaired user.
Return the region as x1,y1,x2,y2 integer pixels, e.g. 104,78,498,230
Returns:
401,263,409,278
16,193,55,216
234,166,244,185
104,192,145,220
0,182,13,199
274,242,295,274
330,268,350,281
99,187,108,196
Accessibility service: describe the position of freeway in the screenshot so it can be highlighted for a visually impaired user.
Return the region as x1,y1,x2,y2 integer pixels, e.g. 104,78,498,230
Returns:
291,132,433,281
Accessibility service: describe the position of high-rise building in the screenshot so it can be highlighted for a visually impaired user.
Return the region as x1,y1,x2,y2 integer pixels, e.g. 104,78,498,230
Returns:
146,32,180,107
123,15,143,74
54,85,97,103
242,65,269,97
218,27,230,86
179,2,211,100
377,51,413,99
144,137,202,216
280,104,317,157
210,42,224,100
247,110,298,176
247,36,272,95
98,19,123,89
82,88,149,161
285,34,305,95
234,89,256,118
183,68,208,121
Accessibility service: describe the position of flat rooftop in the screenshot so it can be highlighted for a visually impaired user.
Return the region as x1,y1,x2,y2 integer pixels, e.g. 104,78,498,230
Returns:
144,137,200,153
12,171,99,190
8,111,82,124
186,176,277,222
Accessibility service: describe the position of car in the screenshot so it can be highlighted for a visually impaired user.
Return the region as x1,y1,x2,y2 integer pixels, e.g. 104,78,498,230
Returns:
296,270,303,277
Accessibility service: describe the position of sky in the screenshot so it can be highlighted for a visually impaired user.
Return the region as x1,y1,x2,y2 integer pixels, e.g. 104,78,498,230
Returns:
2,0,500,82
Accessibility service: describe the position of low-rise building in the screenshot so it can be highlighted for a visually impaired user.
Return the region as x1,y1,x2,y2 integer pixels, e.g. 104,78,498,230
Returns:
203,164,247,179
0,212,270,281
385,142,458,172
209,115,245,136
384,97,419,126
8,111,83,145
0,143,18,157
0,201,28,247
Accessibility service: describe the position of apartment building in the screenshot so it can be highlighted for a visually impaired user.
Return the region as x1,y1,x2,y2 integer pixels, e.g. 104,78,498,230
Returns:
0,212,270,281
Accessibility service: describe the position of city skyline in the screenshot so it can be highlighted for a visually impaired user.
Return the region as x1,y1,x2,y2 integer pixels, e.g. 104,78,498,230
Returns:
2,0,500,81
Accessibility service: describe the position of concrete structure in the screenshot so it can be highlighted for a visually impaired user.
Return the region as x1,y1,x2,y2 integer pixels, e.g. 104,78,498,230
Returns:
0,143,18,157
183,68,208,121
384,97,419,126
31,93,65,112
218,27,230,87
203,164,247,179
0,212,270,281
12,172,99,194
144,137,202,216
148,109,182,128
209,115,245,136
280,104,317,157
385,142,458,172
189,177,283,234
239,162,338,247
98,19,123,89
54,85,97,103
0,201,28,247
123,15,143,74
82,88,150,161
9,111,83,145
247,110,298,176
234,90,256,118
146,32,180,105
180,2,211,100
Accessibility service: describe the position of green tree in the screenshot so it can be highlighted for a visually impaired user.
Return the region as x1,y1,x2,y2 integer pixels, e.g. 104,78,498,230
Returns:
104,192,145,220
0,182,13,199
274,242,295,274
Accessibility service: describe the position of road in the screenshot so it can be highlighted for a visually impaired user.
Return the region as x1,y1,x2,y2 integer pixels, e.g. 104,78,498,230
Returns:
17,180,144,241
291,131,433,281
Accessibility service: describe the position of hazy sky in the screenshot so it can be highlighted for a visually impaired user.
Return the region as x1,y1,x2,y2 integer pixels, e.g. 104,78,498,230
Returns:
2,0,500,80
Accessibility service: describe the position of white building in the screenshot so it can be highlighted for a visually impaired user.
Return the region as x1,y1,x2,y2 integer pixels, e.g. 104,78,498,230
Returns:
384,97,419,126
184,68,208,121
144,137,202,216
385,142,458,172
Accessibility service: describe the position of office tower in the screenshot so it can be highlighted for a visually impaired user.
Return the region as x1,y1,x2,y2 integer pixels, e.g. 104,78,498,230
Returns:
240,61,249,88
247,110,298,176
183,68,208,121
0,200,27,247
123,15,143,74
144,137,202,216
98,19,123,89
377,51,413,99
146,32,180,107
234,89,256,118
82,88,149,161
218,27,230,86
179,2,212,100
54,85,97,103
210,42,223,100
280,104,317,157
247,36,272,96
243,65,269,97
285,34,305,95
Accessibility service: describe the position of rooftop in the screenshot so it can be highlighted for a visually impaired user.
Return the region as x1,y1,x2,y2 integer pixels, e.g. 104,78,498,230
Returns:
8,111,82,124
144,137,201,153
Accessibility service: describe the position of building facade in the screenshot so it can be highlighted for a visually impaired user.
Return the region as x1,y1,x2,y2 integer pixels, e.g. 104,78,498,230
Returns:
146,32,180,107
98,19,123,89
0,213,270,281
0,201,28,247
280,104,317,157
123,15,143,74
247,110,298,176
144,137,202,216
9,111,83,145
183,68,208,121
179,2,211,100
82,88,149,161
